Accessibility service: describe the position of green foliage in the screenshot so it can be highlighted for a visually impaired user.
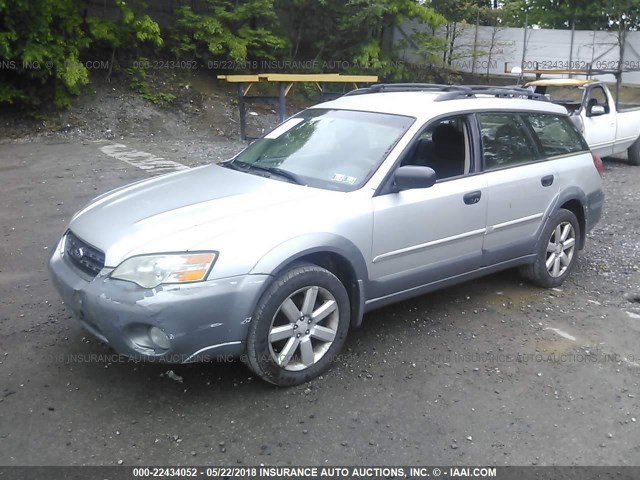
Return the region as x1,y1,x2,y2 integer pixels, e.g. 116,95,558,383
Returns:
413,30,448,66
0,0,90,107
127,58,175,107
87,1,162,49
340,0,444,66
1,0,163,108
5,0,640,110
507,0,640,30
172,0,287,62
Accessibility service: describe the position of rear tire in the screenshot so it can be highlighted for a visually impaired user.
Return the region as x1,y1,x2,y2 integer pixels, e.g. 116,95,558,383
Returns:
628,137,640,166
245,263,350,386
520,209,580,288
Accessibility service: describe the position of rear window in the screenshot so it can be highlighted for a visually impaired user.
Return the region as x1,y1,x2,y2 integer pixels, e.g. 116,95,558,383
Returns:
524,113,588,157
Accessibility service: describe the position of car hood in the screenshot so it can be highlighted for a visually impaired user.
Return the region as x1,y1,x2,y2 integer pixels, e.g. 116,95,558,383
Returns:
69,165,338,267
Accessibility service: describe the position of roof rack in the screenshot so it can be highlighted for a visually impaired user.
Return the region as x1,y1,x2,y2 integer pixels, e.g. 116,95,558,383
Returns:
344,83,549,102
345,83,469,96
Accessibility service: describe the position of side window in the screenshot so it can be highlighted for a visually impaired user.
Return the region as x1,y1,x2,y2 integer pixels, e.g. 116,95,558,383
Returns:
524,114,589,157
478,113,539,171
402,116,470,180
586,86,609,114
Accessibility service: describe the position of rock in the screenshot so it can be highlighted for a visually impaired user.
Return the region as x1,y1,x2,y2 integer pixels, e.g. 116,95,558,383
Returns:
165,370,183,383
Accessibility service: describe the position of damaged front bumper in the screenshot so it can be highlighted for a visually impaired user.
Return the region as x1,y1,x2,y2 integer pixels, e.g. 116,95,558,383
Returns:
48,238,270,363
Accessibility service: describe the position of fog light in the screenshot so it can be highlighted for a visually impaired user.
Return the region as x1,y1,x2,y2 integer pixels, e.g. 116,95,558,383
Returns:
149,326,171,349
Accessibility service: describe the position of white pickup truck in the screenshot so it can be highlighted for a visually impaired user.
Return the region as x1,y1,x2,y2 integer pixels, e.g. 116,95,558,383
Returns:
526,79,640,164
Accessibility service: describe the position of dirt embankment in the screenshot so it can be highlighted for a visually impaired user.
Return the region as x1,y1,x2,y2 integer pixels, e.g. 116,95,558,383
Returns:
0,70,310,144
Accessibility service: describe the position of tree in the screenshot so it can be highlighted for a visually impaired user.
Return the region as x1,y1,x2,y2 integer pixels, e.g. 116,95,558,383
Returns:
172,0,287,62
478,1,520,80
430,0,475,68
272,0,444,75
87,0,163,81
0,0,90,106
514,0,640,31
336,0,444,70
274,0,345,61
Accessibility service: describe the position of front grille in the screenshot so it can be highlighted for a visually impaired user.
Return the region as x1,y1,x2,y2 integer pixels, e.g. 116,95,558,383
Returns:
64,231,105,277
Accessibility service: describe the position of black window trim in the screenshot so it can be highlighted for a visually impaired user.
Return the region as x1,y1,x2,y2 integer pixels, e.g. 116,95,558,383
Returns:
374,112,480,196
584,84,611,115
474,111,545,173
373,107,588,195
521,112,590,159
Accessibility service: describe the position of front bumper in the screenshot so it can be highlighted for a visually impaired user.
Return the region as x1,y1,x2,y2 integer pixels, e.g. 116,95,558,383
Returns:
48,239,270,363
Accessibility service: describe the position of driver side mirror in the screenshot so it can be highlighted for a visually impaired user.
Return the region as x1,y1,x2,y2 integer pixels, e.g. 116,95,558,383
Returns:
393,166,437,192
588,104,606,116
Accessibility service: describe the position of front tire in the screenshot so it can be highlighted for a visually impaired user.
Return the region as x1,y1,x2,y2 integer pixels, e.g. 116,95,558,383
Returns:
628,137,640,166
520,209,580,288
245,263,350,386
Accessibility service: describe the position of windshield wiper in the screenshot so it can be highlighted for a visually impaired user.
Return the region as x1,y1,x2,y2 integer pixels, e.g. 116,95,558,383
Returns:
222,161,305,186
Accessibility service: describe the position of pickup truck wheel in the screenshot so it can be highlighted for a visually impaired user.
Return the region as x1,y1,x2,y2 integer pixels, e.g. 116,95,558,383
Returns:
245,263,350,386
627,137,640,166
520,209,580,288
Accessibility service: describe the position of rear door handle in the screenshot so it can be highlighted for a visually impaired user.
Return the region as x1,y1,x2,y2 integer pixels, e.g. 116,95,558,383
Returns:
541,175,554,187
463,190,482,205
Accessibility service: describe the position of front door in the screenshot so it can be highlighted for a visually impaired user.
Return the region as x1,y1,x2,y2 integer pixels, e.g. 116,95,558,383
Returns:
369,115,488,300
582,85,615,157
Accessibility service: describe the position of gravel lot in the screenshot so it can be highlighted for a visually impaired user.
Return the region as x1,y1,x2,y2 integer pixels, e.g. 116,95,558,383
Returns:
0,131,639,467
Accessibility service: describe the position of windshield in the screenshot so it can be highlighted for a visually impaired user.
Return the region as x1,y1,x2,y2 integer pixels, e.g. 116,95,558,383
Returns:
228,109,414,191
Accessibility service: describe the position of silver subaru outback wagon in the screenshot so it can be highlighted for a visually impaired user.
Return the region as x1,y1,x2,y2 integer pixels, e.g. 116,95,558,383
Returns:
49,84,604,386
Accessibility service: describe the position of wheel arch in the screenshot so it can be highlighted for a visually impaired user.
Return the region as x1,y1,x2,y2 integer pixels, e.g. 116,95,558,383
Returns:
546,188,588,250
558,198,586,249
250,233,369,328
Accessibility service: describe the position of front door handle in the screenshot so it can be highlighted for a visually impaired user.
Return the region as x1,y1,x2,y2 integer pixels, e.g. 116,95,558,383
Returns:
541,175,554,187
463,190,482,205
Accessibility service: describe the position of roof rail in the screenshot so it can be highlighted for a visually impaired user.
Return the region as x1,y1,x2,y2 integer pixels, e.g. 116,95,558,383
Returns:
435,86,549,102
344,83,471,96
344,83,549,102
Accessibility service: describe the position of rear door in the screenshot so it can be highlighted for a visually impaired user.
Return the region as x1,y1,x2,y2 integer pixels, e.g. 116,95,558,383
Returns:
478,112,559,266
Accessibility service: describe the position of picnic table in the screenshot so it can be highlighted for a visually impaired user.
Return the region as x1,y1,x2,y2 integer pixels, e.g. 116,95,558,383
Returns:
217,73,378,139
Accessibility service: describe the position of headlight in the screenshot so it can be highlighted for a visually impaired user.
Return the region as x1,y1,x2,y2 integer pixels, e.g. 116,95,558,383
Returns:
111,252,218,289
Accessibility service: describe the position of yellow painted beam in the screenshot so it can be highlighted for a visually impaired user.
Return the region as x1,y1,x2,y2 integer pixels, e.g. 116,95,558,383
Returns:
259,73,378,83
216,74,261,82
259,73,341,82
217,73,378,86
330,75,378,83
218,73,378,83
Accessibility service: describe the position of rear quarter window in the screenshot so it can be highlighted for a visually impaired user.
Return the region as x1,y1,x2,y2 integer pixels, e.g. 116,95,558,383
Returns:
524,113,589,157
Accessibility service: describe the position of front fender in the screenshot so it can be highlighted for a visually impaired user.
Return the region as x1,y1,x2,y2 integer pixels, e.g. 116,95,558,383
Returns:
249,233,369,327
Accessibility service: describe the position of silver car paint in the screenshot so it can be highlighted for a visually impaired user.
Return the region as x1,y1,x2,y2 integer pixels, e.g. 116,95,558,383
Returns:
48,92,604,362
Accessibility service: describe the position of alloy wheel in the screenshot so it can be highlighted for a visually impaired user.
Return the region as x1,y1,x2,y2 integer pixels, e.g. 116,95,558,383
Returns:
546,221,576,278
268,286,339,371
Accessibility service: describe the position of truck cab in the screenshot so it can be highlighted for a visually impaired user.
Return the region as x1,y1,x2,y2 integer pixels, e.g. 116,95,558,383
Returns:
526,79,640,164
